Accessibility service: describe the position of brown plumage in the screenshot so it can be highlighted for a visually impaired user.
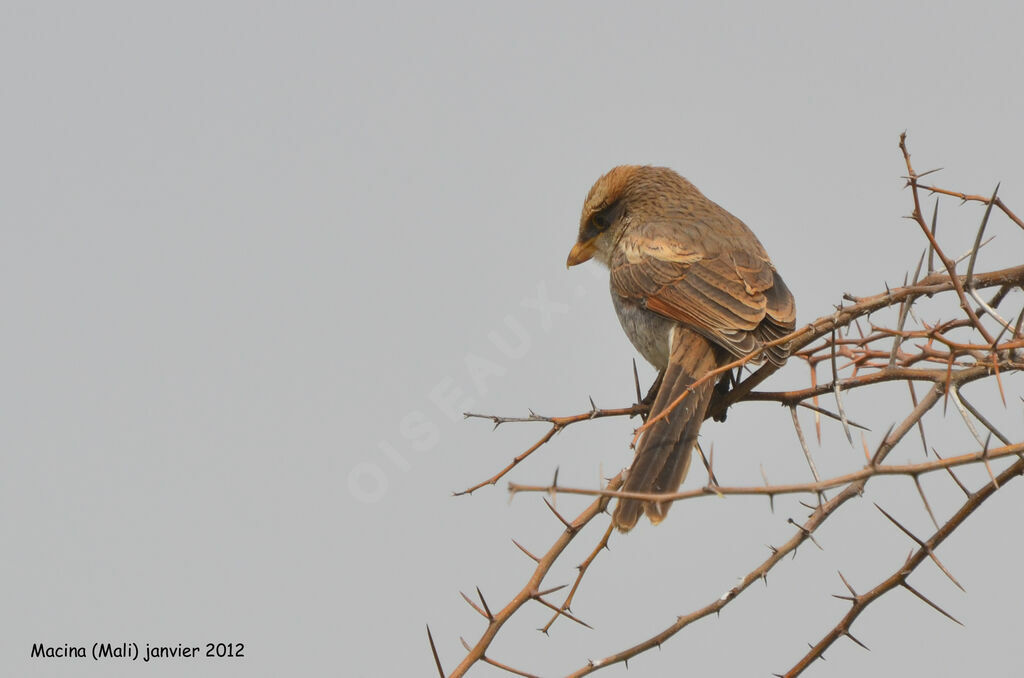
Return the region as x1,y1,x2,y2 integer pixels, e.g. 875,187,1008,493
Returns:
567,166,796,531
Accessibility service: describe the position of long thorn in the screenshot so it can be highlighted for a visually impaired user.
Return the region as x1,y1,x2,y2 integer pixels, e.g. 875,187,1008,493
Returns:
901,582,963,626
791,405,821,483
511,538,540,562
543,498,576,532
426,624,445,677
965,183,1000,287
927,199,938,275
913,475,940,530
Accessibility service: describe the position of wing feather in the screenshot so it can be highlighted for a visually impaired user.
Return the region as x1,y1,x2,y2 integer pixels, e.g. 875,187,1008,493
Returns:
611,225,796,364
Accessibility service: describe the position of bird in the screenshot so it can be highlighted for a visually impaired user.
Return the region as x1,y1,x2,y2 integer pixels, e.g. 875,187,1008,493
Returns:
567,166,796,531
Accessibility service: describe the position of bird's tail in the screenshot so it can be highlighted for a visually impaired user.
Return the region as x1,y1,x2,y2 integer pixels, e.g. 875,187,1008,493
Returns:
613,327,722,531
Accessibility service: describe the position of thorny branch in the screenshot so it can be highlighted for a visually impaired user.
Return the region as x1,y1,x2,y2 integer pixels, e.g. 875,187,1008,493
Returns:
431,137,1024,677
784,456,1024,677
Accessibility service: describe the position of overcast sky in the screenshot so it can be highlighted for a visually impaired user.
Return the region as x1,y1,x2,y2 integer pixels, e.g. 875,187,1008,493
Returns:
3,2,1023,677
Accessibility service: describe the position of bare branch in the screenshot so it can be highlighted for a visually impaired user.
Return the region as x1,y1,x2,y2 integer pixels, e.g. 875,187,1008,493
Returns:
444,134,1024,678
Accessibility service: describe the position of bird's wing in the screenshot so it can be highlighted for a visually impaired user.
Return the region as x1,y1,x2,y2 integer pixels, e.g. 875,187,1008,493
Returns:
610,222,795,361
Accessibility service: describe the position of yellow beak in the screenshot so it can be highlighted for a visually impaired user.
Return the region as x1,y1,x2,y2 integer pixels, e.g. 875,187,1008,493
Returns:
566,238,598,268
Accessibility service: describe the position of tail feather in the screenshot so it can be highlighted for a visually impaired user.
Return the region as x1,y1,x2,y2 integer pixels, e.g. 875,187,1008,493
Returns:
613,327,722,531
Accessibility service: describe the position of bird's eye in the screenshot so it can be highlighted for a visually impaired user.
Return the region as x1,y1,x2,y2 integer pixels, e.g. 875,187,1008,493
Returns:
592,202,621,231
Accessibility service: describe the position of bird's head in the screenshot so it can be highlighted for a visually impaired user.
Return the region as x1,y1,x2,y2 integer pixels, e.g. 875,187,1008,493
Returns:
566,165,638,268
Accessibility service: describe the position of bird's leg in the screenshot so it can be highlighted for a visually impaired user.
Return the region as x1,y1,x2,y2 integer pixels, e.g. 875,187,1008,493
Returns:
709,367,740,422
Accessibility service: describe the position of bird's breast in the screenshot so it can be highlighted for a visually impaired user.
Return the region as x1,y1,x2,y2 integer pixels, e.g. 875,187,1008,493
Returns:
611,291,675,371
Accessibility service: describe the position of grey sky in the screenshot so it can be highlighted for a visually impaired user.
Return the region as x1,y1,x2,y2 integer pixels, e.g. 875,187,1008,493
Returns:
2,2,1022,676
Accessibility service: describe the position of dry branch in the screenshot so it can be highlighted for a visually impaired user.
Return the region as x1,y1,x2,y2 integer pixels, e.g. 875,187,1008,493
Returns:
436,136,1024,677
